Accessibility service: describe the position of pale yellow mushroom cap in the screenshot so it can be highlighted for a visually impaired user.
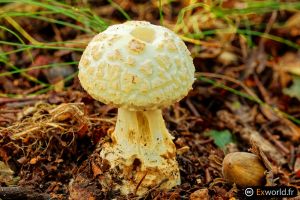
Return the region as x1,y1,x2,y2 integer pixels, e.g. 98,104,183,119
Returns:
78,21,195,111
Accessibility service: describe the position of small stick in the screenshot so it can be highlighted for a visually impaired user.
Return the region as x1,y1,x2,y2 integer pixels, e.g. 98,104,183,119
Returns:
186,98,200,117
142,178,168,200
205,168,212,183
134,171,148,195
263,128,290,155
0,186,50,200
0,96,47,104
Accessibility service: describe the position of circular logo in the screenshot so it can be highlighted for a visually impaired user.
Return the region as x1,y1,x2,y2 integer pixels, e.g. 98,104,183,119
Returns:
245,188,254,197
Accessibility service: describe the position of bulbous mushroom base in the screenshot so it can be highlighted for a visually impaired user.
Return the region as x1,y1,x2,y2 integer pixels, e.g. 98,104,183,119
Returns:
100,148,180,195
100,108,181,196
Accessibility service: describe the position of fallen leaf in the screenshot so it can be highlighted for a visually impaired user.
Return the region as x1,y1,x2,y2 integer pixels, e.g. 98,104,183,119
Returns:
295,170,300,179
53,80,65,92
217,51,238,66
294,152,300,178
77,123,89,138
205,129,234,149
285,12,300,28
17,157,27,164
0,161,19,185
29,157,38,165
91,161,102,177
273,52,300,87
0,147,10,163
279,52,300,76
176,146,190,155
190,188,209,200
283,76,300,100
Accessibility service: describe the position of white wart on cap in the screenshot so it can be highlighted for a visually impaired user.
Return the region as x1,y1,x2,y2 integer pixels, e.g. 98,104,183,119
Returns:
78,21,195,111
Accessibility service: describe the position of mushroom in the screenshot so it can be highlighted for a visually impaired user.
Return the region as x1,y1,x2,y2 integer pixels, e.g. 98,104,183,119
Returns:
78,21,195,195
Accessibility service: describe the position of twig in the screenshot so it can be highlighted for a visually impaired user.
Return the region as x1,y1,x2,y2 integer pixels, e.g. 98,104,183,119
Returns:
263,127,290,155
205,168,212,183
195,72,260,101
259,11,278,48
0,96,47,105
22,85,46,95
134,171,148,195
179,35,221,47
0,186,50,200
253,74,271,104
142,178,169,200
185,98,200,117
11,127,40,140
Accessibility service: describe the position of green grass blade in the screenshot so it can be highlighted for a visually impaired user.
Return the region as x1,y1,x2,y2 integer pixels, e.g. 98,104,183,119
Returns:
0,40,84,51
0,61,78,77
107,0,131,20
197,76,300,125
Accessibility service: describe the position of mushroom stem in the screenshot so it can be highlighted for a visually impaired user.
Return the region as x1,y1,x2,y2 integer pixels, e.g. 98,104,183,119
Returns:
100,108,180,195
113,108,175,155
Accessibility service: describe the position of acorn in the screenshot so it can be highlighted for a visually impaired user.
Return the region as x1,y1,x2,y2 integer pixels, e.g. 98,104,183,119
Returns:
222,152,267,187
